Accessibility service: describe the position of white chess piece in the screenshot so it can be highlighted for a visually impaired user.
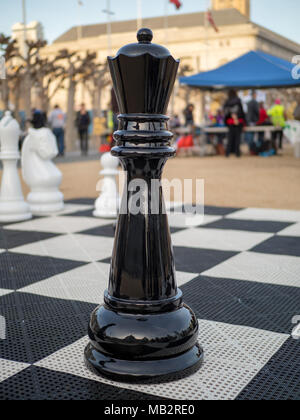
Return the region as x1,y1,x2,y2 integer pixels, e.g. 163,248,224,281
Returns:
0,111,32,222
22,127,64,214
94,152,120,218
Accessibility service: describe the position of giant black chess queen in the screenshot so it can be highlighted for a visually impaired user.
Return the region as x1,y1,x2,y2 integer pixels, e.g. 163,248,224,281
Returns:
85,28,203,382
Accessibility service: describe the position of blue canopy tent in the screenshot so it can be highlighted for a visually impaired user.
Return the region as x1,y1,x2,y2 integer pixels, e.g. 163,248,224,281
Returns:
180,51,300,90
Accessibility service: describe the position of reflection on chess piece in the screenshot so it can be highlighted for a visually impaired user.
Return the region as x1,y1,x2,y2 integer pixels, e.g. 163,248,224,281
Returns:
94,152,120,219
22,127,64,214
0,111,32,223
85,29,203,383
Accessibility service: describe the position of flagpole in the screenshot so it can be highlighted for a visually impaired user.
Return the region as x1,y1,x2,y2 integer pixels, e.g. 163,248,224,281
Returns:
137,0,142,30
102,0,114,55
164,0,169,45
77,1,83,41
107,0,112,54
22,0,28,57
204,0,210,70
202,0,210,124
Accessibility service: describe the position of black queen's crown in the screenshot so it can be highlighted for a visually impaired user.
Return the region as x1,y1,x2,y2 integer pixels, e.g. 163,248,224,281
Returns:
108,28,179,115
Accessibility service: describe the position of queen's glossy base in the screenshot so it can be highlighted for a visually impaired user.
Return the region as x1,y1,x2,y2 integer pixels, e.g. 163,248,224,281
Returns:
84,297,203,383
84,342,203,384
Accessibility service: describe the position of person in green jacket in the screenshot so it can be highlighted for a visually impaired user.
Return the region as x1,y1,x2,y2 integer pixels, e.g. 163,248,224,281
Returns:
268,99,286,151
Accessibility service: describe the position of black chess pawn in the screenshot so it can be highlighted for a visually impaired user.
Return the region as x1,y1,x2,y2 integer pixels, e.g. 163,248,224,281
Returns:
84,28,203,383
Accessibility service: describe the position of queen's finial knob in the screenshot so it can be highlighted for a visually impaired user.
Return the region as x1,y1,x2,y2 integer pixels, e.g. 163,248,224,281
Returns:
137,28,153,44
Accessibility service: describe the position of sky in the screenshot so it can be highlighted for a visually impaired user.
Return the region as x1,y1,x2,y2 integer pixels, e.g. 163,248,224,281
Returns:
0,0,300,45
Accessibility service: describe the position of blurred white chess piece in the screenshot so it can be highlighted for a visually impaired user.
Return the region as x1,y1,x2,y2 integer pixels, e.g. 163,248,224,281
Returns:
22,127,64,214
94,152,120,218
0,111,32,222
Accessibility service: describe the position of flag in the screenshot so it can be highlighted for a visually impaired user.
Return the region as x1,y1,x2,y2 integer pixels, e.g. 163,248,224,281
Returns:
206,10,219,32
169,0,182,10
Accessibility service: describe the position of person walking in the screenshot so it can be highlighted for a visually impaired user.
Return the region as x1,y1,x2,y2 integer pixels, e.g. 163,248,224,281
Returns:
183,104,195,128
246,91,260,153
268,99,286,152
48,105,66,157
76,103,91,156
213,109,226,155
223,90,246,157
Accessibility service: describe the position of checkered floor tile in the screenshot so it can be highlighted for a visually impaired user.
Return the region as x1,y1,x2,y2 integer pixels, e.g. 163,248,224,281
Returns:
0,199,299,400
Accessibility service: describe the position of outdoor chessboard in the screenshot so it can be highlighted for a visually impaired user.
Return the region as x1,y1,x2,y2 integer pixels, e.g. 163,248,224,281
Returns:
0,198,299,400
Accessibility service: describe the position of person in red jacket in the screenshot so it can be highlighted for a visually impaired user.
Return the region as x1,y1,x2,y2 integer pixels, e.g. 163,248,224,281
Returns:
257,102,268,125
257,102,269,143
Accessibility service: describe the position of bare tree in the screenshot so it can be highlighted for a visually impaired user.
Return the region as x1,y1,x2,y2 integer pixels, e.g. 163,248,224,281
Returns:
0,34,19,110
16,39,47,117
9,64,24,120
31,56,66,113
55,49,97,150
83,61,110,117
177,64,194,110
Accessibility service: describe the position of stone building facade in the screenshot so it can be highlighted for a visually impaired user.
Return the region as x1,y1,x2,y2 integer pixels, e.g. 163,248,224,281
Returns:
40,6,299,125
3,4,299,150
12,21,44,55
